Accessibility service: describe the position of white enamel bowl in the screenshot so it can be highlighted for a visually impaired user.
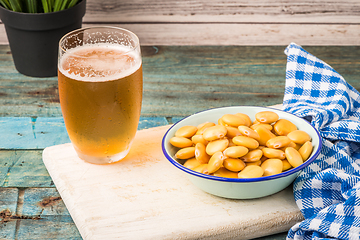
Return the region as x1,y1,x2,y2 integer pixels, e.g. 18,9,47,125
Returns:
161,106,322,199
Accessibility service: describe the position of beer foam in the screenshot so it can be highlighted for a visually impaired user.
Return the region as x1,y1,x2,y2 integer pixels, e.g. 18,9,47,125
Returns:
59,44,141,82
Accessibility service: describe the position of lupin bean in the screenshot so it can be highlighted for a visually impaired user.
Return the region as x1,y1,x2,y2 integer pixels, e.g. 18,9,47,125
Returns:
170,110,315,179
273,119,297,136
197,121,214,130
238,165,264,178
221,114,247,127
261,159,283,176
232,136,259,149
253,125,276,146
191,134,208,146
213,167,239,178
287,130,312,145
192,164,209,174
262,147,286,159
207,152,225,173
278,142,297,152
175,147,196,159
255,111,279,124
298,141,313,161
218,117,226,126
175,125,197,138
266,136,291,149
184,158,201,169
223,158,246,172
285,147,303,168
282,159,292,171
195,143,210,164
196,122,216,135
250,122,273,131
225,126,242,139
286,141,297,148
202,125,227,141
169,137,193,148
241,149,263,162
234,113,252,127
206,138,229,155
238,126,260,141
294,143,302,151
223,146,248,158
246,160,262,166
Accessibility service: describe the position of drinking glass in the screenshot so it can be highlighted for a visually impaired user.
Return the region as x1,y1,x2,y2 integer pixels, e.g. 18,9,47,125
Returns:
58,27,143,164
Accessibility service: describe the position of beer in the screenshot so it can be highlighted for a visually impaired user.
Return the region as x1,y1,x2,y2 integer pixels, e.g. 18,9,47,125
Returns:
58,44,143,164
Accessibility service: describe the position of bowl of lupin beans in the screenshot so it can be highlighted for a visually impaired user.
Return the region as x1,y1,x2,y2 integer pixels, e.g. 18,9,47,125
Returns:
161,106,322,199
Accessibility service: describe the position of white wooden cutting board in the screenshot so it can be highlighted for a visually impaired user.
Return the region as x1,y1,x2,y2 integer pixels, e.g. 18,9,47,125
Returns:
42,124,304,240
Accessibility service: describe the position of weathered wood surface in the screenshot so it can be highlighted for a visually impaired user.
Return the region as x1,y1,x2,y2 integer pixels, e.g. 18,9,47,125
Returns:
0,0,360,45
80,23,360,46
0,117,169,187
0,45,359,239
0,187,82,239
84,0,360,23
42,126,304,240
1,45,360,118
0,118,170,239
0,117,168,150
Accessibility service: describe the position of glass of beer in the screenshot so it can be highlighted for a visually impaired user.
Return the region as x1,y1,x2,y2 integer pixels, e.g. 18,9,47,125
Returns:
58,27,143,164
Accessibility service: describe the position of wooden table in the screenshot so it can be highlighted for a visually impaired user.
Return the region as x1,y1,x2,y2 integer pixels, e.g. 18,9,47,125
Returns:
0,44,359,239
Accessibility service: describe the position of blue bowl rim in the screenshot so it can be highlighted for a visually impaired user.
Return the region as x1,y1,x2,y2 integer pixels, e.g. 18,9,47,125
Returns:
161,106,322,183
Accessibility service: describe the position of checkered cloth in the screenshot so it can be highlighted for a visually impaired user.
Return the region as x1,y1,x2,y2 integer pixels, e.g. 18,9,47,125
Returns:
283,43,360,240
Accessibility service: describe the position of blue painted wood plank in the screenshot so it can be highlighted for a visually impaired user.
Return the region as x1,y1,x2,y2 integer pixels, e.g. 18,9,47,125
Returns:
0,117,169,149
18,188,81,239
171,116,186,124
2,151,53,188
17,217,82,240
0,188,18,213
0,117,70,150
0,221,16,239
0,167,10,186
138,117,169,129
0,151,17,187
22,188,69,216
0,187,81,239
0,188,18,239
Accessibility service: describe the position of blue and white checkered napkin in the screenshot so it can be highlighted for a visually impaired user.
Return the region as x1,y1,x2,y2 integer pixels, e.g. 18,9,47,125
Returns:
282,43,360,240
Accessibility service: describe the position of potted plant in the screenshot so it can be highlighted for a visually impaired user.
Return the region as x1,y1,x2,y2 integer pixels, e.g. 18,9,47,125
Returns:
0,0,86,77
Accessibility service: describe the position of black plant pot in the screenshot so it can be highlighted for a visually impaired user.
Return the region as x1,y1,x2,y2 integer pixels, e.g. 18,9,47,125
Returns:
0,0,86,77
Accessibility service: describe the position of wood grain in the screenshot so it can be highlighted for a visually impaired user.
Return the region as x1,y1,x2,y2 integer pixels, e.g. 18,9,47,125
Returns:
84,0,360,23
0,187,82,239
1,45,360,118
0,0,360,45
0,150,52,188
0,42,358,239
0,188,18,239
0,117,168,150
0,116,168,188
1,23,360,46
42,125,304,240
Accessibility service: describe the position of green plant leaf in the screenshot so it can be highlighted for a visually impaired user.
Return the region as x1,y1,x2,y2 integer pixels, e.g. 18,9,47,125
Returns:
0,0,12,10
49,0,54,11
25,0,37,13
66,0,78,8
1,0,79,12
59,0,68,10
41,0,50,12
9,0,22,12
53,0,63,12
